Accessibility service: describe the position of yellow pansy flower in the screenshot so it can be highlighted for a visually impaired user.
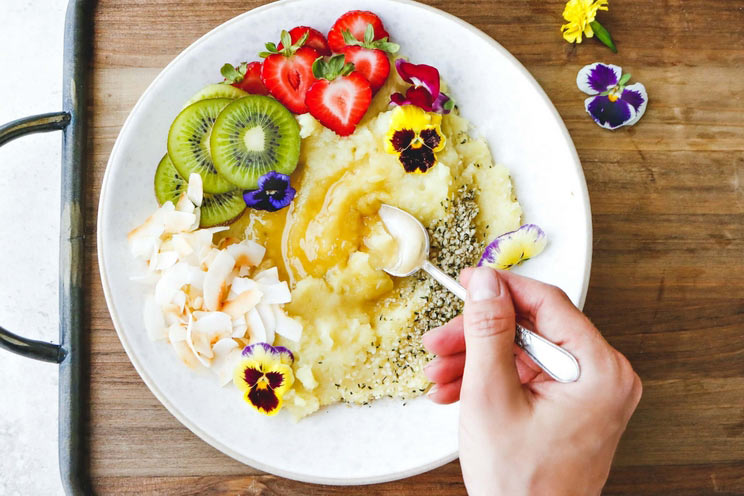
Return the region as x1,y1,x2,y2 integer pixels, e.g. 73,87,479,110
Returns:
233,343,295,416
385,105,445,174
478,224,547,271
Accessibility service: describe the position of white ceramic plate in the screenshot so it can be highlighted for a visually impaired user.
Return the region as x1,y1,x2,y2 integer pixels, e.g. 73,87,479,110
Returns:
98,0,591,485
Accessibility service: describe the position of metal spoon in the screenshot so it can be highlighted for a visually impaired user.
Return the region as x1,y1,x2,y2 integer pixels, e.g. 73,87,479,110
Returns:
378,204,580,383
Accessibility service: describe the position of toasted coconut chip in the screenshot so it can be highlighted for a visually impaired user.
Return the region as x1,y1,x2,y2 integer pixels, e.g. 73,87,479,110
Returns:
168,322,187,343
189,207,201,232
185,313,212,367
256,303,276,344
191,295,204,310
273,305,303,342
254,267,280,284
259,281,291,304
213,344,242,387
155,262,192,306
246,307,266,343
172,338,202,369
163,307,184,326
232,324,248,339
143,295,167,341
203,251,236,311
238,266,251,277
166,235,194,258
154,250,179,271
163,210,197,234
172,290,187,313
187,173,204,207
227,240,266,268
229,277,260,299
222,289,262,319
127,202,173,258
175,192,195,214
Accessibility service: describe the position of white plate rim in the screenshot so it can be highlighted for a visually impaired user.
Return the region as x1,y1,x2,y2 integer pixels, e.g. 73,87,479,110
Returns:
97,0,593,485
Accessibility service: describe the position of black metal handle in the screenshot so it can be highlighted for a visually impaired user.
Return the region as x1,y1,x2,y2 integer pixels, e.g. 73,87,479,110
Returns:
0,112,70,363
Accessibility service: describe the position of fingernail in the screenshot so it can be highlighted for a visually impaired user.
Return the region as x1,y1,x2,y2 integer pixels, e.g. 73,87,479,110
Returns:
426,384,439,397
468,267,501,301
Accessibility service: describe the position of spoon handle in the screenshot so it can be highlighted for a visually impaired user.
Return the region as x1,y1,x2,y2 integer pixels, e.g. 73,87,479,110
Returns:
420,261,580,383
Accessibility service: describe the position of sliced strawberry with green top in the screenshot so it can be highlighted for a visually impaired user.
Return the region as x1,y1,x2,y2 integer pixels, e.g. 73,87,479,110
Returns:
305,54,372,137
327,10,390,53
277,26,331,56
340,24,399,93
260,30,319,114
221,61,269,95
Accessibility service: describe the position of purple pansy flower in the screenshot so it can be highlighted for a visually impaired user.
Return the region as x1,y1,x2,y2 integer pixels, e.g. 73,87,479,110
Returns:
243,171,296,212
478,224,547,270
577,62,648,130
390,59,454,114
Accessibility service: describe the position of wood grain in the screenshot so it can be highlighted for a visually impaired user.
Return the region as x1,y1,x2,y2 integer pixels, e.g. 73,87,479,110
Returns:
86,0,744,493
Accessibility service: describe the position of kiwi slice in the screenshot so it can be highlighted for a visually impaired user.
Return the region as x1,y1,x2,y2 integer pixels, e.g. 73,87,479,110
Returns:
154,153,187,204
183,84,249,108
154,154,246,227
168,98,237,194
210,95,301,189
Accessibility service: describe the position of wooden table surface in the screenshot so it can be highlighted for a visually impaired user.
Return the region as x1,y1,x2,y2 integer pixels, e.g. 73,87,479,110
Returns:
86,1,744,494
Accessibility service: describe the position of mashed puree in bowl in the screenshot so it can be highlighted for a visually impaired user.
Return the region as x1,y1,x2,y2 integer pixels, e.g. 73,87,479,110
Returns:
217,69,522,419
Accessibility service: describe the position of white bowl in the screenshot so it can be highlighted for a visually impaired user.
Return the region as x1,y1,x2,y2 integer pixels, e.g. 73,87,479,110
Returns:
98,0,592,485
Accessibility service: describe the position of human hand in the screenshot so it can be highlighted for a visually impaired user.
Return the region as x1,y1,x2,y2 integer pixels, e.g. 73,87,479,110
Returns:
422,267,642,496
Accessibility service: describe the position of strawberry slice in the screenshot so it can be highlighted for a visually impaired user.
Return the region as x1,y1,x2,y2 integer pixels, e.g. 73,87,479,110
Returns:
260,30,319,114
339,25,399,93
327,10,389,53
305,55,372,136
341,46,389,93
221,61,269,95
277,26,331,56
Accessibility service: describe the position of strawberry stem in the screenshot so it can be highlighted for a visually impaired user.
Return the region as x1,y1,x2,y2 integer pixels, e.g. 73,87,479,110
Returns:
341,24,400,54
312,54,355,81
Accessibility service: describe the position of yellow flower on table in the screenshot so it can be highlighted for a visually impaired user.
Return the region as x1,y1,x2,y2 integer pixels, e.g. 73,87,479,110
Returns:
561,0,609,44
385,105,445,174
233,343,295,416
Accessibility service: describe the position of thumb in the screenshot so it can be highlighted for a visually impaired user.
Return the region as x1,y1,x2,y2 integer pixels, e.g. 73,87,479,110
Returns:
461,267,526,412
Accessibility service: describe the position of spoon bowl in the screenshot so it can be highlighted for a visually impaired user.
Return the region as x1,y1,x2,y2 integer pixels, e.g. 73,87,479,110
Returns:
378,204,581,383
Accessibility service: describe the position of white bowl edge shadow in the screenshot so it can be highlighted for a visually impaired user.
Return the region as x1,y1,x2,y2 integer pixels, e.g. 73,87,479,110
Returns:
97,0,592,486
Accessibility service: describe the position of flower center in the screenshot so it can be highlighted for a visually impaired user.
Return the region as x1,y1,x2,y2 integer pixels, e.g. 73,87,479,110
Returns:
607,86,621,102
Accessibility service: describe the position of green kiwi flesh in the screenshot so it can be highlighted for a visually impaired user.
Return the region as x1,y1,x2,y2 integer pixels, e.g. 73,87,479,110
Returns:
167,98,237,194
154,154,246,227
210,95,301,189
183,84,249,108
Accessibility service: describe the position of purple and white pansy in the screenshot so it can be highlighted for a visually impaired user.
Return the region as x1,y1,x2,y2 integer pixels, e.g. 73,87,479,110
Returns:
577,62,647,130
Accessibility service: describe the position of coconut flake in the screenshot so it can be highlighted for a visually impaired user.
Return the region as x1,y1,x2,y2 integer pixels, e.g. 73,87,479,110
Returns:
143,295,167,341
259,281,292,304
175,193,195,214
256,303,276,344
229,277,260,299
186,313,212,367
163,210,197,233
227,240,265,268
246,307,266,343
168,322,187,343
212,343,241,387
203,251,235,311
273,305,303,342
254,267,280,284
187,173,204,207
154,250,179,271
221,289,262,319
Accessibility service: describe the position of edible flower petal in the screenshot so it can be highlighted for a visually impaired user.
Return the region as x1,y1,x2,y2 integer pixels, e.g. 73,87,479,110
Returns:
385,105,445,174
561,0,608,44
478,224,547,270
233,342,295,416
243,171,296,212
390,60,453,114
577,63,648,130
